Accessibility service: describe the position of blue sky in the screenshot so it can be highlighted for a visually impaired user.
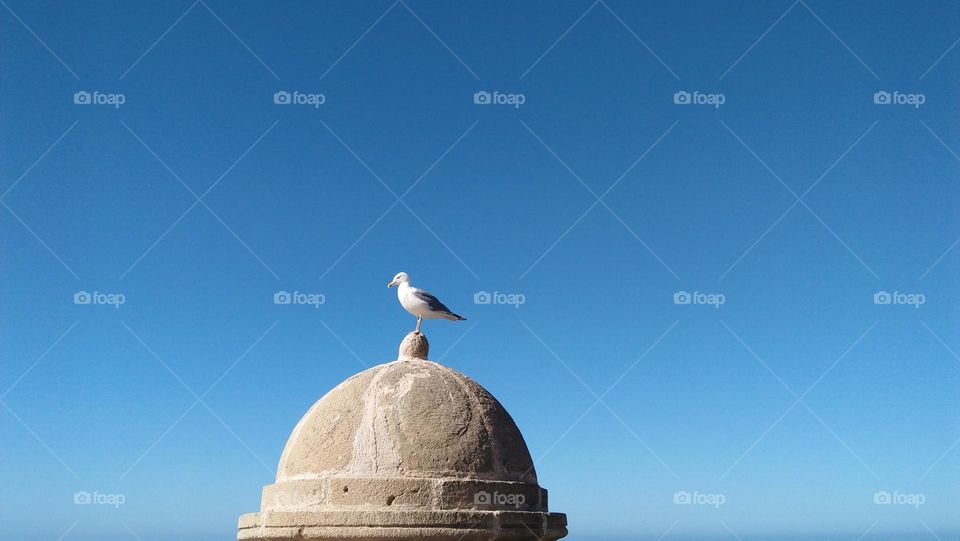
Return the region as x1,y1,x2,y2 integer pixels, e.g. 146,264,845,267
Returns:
1,1,958,539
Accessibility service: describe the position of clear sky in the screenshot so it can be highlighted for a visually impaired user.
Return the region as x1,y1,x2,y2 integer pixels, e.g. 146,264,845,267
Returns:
1,1,958,540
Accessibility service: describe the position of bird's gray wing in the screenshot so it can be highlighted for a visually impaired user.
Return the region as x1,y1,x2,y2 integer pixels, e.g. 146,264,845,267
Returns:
413,289,454,313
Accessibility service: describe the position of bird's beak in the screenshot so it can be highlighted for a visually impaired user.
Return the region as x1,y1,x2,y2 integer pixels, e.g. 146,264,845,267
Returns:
387,280,396,288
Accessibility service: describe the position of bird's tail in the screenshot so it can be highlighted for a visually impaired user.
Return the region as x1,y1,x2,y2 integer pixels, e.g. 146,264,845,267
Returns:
443,312,466,321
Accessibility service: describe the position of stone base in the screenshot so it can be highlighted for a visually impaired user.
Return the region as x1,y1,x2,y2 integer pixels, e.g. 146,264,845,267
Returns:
259,477,550,512
238,509,567,541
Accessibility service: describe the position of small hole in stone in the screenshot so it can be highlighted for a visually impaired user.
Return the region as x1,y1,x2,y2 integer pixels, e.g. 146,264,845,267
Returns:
342,486,349,493
386,495,396,506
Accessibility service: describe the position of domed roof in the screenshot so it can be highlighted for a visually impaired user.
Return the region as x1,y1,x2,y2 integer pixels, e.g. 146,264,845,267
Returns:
277,357,538,484
239,333,566,541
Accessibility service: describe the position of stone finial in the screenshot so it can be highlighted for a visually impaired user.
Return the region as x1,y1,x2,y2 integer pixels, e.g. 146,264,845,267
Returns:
398,332,429,360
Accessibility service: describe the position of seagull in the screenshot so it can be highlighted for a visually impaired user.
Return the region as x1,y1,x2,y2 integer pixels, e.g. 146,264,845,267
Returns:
387,272,466,333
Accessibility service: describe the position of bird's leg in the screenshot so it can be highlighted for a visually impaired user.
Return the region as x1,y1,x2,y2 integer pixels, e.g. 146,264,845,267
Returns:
415,315,422,334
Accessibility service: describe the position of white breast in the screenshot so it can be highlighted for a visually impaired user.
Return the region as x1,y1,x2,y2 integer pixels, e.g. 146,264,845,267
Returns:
397,284,439,318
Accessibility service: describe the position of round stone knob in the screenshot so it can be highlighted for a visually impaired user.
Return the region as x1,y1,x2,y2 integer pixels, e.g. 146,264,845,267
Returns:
398,331,429,360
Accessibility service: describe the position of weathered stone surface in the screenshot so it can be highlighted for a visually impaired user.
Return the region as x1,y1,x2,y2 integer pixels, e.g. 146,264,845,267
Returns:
239,332,567,541
239,509,567,541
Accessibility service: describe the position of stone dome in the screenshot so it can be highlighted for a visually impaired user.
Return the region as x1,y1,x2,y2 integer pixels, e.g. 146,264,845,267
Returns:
277,354,537,485
238,333,567,541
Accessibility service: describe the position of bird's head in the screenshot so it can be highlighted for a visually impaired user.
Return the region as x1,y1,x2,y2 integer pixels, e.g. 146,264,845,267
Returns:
387,272,410,288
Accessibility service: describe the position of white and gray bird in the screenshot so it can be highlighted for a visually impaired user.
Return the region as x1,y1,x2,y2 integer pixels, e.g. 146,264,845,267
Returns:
387,272,466,334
